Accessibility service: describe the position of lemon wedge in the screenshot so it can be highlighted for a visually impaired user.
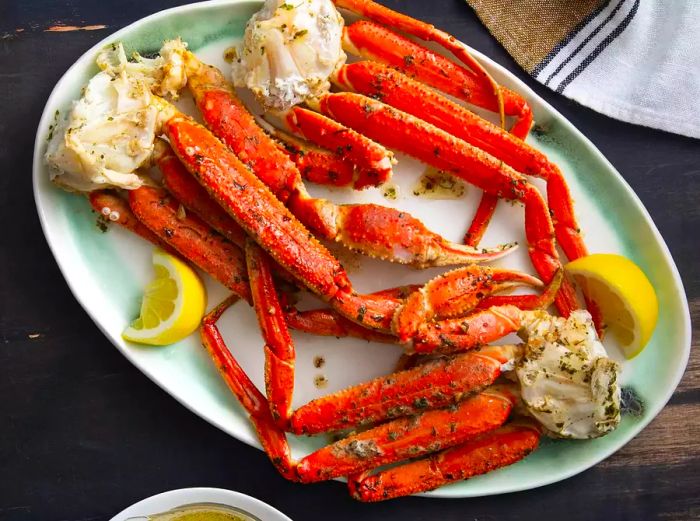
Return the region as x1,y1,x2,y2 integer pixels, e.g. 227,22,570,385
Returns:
123,249,207,346
565,253,658,359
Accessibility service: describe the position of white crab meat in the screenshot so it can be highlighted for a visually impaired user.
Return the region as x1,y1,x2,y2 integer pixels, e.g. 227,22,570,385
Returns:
46,40,188,192
516,310,621,439
230,0,345,111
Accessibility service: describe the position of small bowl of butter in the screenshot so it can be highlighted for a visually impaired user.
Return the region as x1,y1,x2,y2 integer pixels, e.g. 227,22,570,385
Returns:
111,488,292,521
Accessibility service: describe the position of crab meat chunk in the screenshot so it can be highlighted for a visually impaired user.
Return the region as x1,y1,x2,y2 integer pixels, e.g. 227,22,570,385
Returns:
230,0,345,111
516,310,621,439
46,40,188,192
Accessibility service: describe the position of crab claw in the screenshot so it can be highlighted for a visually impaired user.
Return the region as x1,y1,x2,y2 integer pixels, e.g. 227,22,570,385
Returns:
393,265,541,343
331,205,518,267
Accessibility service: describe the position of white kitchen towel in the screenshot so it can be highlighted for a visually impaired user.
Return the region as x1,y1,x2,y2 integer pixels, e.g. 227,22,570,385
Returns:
467,0,700,139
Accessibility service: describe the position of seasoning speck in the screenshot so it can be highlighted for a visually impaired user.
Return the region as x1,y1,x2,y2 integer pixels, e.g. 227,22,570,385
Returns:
223,46,238,63
96,215,109,233
313,356,325,369
412,167,466,199
382,183,399,201
314,374,328,389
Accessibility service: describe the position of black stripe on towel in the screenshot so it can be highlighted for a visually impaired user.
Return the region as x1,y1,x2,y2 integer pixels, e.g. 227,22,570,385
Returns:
544,0,627,86
555,0,640,93
531,0,612,77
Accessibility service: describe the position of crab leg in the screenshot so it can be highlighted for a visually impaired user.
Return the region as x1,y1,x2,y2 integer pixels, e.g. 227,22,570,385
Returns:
296,385,517,483
156,101,396,331
392,265,541,343
154,139,249,248
285,264,553,347
128,185,252,302
283,305,397,344
200,297,523,490
280,106,394,189
465,194,500,246
318,92,578,316
200,296,296,480
93,185,391,340
270,128,355,187
88,190,175,253
340,17,533,134
246,240,296,426
348,420,541,501
335,61,586,263
184,54,515,268
340,18,534,245
312,92,579,317
290,344,521,435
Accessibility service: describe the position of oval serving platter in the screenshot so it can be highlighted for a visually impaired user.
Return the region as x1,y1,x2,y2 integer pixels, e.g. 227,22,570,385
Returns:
33,0,691,498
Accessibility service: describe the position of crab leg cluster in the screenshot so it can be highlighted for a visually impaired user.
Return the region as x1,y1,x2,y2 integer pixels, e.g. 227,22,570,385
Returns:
222,0,595,324
56,0,617,501
201,283,540,500
185,53,514,269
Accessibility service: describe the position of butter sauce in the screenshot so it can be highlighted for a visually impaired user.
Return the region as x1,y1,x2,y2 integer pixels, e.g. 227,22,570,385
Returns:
144,503,258,521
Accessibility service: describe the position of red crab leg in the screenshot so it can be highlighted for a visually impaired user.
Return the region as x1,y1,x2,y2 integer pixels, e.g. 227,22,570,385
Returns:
246,240,296,426
289,344,521,435
200,296,296,480
410,267,560,353
271,129,355,187
348,420,541,501
314,92,579,316
464,194,499,246
128,185,251,302
93,184,389,340
392,265,541,343
341,18,534,133
335,0,507,127
184,55,516,269
335,61,586,263
158,102,395,332
283,306,397,344
296,386,517,483
154,139,248,248
87,190,174,253
286,268,558,347
280,106,394,189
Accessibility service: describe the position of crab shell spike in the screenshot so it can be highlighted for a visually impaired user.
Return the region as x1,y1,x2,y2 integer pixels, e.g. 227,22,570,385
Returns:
334,0,507,127
246,240,296,426
128,186,252,302
200,296,296,480
282,105,395,189
313,91,579,317
392,265,542,343
348,419,541,501
289,344,522,435
296,385,518,483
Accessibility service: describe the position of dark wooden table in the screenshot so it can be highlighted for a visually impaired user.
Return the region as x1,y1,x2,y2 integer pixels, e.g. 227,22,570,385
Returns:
1,0,698,519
